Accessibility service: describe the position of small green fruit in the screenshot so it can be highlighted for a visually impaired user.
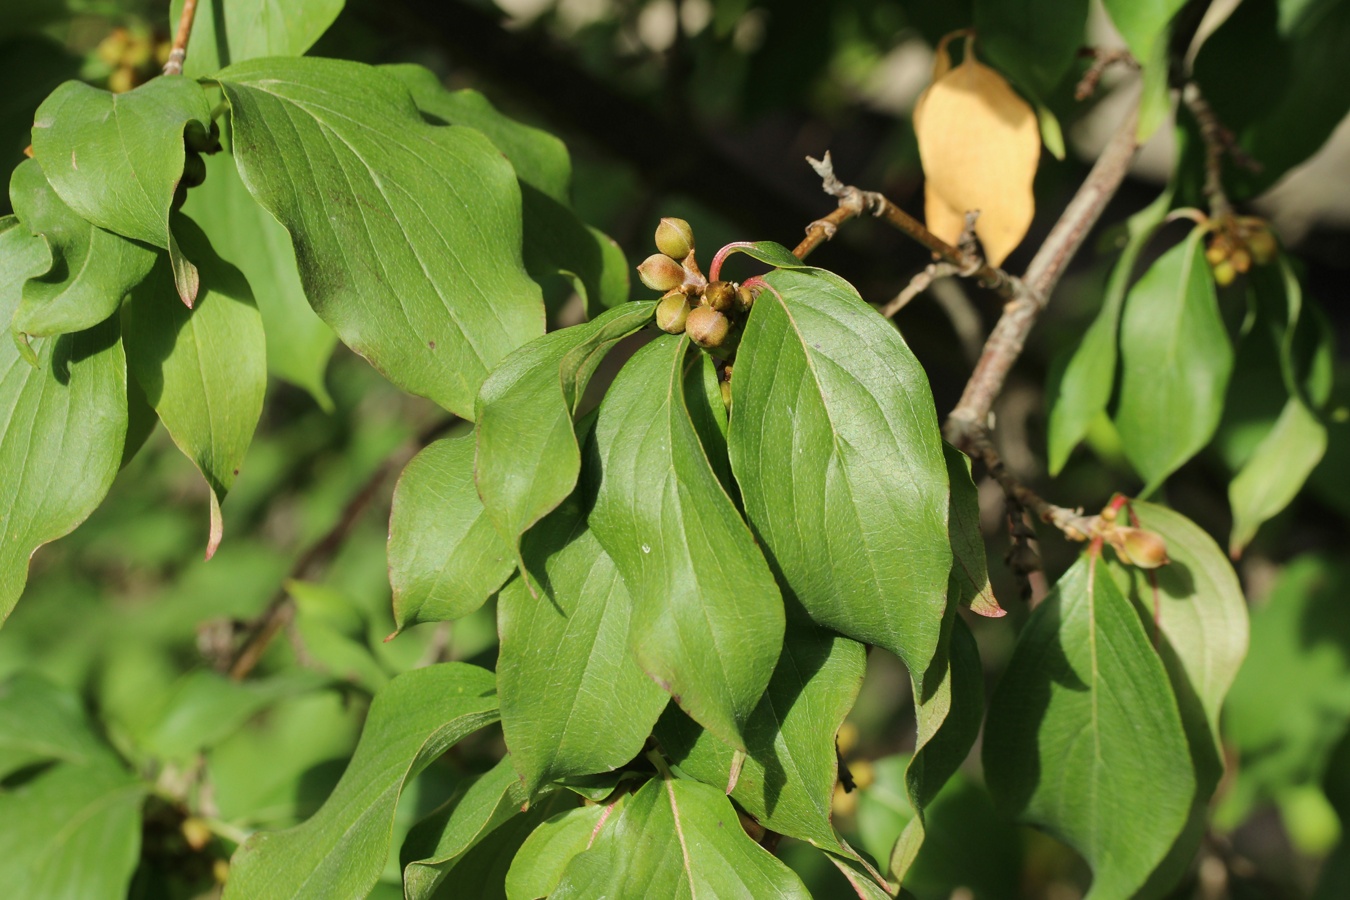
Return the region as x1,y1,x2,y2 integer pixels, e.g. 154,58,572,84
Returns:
638,253,685,292
1205,242,1228,267
703,281,735,312
720,380,732,410
656,291,690,333
655,217,694,260
686,306,730,348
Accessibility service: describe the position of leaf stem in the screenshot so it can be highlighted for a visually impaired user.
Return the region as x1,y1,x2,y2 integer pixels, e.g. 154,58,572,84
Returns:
163,0,199,77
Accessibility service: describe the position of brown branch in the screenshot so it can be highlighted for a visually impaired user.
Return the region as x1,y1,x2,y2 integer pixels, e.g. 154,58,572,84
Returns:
224,417,459,681
797,153,1021,302
1075,48,1139,101
1180,82,1261,221
879,210,982,317
966,426,1095,540
945,104,1140,448
162,0,199,76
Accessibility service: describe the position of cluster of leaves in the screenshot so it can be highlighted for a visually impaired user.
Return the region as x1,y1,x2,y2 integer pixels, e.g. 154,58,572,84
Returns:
2,0,1350,898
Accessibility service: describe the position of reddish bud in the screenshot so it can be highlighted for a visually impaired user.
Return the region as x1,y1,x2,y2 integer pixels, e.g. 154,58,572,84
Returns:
1109,526,1170,569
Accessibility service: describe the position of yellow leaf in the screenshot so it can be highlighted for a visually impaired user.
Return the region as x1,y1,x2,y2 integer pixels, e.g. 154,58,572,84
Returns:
914,34,1040,267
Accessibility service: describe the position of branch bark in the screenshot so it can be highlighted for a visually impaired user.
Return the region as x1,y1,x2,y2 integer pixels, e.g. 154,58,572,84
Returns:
163,0,198,76
944,104,1140,445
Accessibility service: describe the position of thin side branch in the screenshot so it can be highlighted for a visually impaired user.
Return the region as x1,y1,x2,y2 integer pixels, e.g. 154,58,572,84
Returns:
796,153,1022,301
879,210,982,317
1075,48,1139,101
965,425,1096,540
163,0,199,76
1180,82,1261,221
946,104,1140,445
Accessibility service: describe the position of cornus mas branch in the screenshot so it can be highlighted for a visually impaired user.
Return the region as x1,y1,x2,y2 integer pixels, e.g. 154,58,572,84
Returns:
163,0,199,76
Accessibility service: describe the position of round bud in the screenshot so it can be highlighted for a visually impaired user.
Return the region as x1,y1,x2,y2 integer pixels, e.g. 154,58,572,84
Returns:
97,28,130,67
1204,242,1228,267
686,306,730,348
703,281,735,312
720,380,732,410
1112,527,1169,569
655,217,694,261
1212,259,1236,287
1230,247,1252,274
1247,228,1278,265
656,291,690,334
736,284,755,312
181,152,207,188
637,253,685,293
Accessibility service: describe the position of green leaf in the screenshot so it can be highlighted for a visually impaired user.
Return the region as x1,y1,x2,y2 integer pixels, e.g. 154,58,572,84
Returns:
945,444,1001,617
1103,0,1186,64
975,0,1089,98
224,662,499,900
30,77,212,306
729,265,951,677
1229,397,1326,554
1192,0,1350,199
498,498,668,794
8,157,155,340
384,64,570,204
1047,189,1172,474
181,147,336,409
0,673,108,777
408,789,576,900
891,615,984,887
505,799,621,900
655,619,867,849
1115,227,1233,494
1105,502,1249,896
1111,502,1248,760
172,0,344,78
214,57,545,419
123,216,265,559
288,580,391,692
474,301,656,554
1222,556,1350,821
384,64,629,316
552,775,812,899
0,749,144,899
983,557,1194,899
139,669,326,763
589,333,784,751
401,757,527,897
388,431,516,630
1,216,127,623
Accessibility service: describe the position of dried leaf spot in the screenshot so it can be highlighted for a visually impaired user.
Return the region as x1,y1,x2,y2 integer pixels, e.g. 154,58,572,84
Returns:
914,33,1040,267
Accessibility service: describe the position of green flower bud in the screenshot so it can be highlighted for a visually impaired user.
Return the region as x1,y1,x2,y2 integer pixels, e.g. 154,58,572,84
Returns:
637,253,685,292
720,380,732,410
736,284,755,312
655,217,695,260
686,306,730,348
703,280,735,312
656,290,690,333
1212,259,1236,287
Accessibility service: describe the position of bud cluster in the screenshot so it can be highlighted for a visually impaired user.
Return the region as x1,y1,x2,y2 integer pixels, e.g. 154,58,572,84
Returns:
1205,216,1278,287
638,218,756,352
